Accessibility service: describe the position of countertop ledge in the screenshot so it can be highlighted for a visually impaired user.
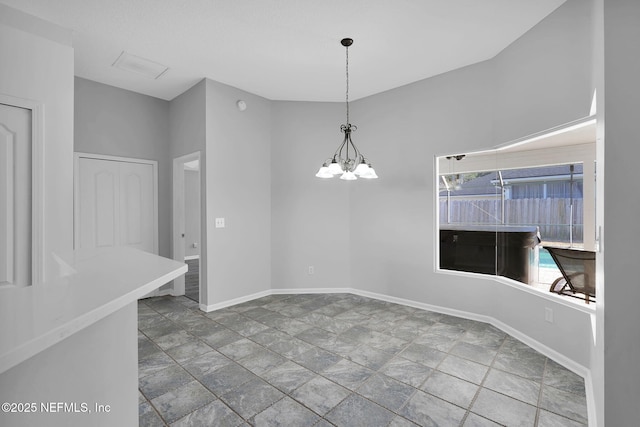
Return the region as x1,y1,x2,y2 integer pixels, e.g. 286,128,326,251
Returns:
0,247,187,374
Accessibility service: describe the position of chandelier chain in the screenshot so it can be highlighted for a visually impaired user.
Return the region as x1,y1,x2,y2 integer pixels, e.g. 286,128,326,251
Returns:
345,44,349,126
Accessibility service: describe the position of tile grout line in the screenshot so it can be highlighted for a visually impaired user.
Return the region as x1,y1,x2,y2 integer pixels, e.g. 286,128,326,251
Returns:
138,294,587,427
534,357,549,427
458,330,509,426
139,300,249,426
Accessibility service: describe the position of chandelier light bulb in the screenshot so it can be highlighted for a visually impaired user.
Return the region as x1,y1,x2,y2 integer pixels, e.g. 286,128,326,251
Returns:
328,160,343,175
340,171,357,181
315,165,333,178
362,166,378,179
354,161,370,176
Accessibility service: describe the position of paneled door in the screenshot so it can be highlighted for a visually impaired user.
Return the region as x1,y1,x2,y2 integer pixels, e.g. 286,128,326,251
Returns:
75,155,157,255
0,103,31,286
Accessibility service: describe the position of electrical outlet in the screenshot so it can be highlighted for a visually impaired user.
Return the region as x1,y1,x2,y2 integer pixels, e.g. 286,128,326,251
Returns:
545,307,554,323
308,266,314,275
215,218,225,228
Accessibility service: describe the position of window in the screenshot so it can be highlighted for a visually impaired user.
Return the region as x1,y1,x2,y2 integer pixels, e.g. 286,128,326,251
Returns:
436,120,596,303
441,163,584,247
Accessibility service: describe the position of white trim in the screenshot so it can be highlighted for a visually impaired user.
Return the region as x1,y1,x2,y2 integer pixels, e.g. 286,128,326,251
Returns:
184,255,200,261
199,288,353,312
495,117,597,152
74,152,159,166
200,289,272,312
156,288,174,297
73,152,160,255
272,287,352,295
0,123,14,285
585,371,597,427
0,94,44,285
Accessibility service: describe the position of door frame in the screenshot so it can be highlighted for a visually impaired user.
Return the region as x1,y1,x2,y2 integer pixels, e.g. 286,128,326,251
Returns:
172,151,201,298
0,93,44,285
73,152,159,254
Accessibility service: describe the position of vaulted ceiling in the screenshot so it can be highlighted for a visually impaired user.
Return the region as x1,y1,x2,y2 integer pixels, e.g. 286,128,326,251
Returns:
2,0,566,101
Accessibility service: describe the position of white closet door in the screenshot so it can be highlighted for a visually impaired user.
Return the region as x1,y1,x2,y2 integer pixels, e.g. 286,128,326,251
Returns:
76,157,156,254
77,158,119,249
0,103,31,286
119,161,155,253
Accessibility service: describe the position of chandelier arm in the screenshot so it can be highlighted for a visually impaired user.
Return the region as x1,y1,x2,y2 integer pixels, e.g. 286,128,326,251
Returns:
347,133,363,160
334,133,348,159
345,133,350,165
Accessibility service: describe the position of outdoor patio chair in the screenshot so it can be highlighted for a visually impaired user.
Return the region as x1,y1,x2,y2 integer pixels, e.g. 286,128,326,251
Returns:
546,246,596,304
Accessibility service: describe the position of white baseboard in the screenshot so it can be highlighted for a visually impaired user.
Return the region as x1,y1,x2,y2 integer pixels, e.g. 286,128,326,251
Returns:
200,289,272,312
271,287,352,295
584,371,597,427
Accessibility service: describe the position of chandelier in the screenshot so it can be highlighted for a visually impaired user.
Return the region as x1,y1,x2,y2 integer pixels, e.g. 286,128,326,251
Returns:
316,38,378,180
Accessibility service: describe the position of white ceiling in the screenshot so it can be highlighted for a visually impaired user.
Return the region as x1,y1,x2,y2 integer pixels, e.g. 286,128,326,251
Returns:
2,0,566,102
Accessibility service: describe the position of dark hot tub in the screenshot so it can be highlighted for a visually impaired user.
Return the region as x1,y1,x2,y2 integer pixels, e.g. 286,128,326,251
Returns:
440,225,540,284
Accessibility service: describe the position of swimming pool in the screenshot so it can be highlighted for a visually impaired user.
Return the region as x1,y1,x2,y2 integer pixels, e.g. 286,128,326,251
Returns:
539,248,557,269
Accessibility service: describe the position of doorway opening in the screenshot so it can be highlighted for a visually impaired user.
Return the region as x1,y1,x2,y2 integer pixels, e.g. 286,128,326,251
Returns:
172,152,201,303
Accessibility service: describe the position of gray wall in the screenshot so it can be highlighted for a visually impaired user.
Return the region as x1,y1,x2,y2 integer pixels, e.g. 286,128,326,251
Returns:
492,0,594,143
169,80,206,160
169,80,207,300
602,0,640,425
350,62,495,302
271,101,351,290
74,77,172,258
204,79,272,305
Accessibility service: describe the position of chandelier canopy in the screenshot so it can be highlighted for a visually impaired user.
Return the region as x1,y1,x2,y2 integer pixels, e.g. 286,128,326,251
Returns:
316,38,378,180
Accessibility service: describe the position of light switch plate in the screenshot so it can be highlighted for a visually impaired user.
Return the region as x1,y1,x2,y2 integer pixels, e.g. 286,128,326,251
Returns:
215,218,225,228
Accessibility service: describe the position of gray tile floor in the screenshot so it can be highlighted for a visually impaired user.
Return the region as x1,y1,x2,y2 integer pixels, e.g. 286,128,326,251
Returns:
138,293,588,426
184,259,199,303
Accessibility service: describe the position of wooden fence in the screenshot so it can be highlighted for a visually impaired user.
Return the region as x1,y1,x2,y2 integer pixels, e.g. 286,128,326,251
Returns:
439,198,584,243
